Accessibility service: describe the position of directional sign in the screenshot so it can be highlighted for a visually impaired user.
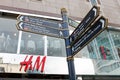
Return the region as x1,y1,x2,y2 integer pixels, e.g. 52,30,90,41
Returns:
71,16,108,56
17,21,68,38
17,15,63,29
68,18,79,28
69,6,100,45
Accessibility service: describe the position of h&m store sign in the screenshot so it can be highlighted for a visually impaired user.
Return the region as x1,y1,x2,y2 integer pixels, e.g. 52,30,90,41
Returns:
19,55,46,73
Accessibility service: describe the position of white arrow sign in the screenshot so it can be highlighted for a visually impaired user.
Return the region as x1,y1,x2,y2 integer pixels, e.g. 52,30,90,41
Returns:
71,16,108,56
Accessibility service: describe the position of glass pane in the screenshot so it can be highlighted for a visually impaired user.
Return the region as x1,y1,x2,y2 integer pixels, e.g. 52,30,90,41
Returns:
47,36,66,57
20,32,44,55
87,30,114,60
0,18,18,53
90,0,97,5
87,42,97,59
92,30,120,75
95,31,114,60
110,31,120,58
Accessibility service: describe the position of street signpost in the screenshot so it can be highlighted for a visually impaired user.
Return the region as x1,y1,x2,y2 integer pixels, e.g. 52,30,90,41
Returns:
71,16,108,56
17,21,68,38
17,15,63,29
61,8,76,80
16,6,108,80
69,6,100,45
68,18,79,28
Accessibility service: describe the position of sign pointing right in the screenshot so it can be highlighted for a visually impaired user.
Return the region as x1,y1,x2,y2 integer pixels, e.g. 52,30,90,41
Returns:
69,6,100,45
71,16,108,56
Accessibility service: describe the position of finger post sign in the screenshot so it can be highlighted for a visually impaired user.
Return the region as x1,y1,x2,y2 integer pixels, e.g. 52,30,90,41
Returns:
17,15,69,38
71,16,108,56
69,6,100,46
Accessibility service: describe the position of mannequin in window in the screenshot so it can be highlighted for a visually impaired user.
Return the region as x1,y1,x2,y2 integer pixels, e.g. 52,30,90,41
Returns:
5,35,11,52
27,40,36,54
0,33,5,51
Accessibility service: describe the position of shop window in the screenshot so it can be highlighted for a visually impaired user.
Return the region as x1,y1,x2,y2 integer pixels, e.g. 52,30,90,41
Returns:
110,31,120,58
87,43,97,59
90,0,98,5
0,17,18,53
20,32,44,55
27,40,36,53
87,31,114,60
47,37,66,57
87,0,101,6
112,34,120,46
99,46,113,60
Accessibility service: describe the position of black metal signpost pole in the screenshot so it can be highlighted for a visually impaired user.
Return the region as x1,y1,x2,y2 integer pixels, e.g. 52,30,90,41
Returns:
61,8,76,80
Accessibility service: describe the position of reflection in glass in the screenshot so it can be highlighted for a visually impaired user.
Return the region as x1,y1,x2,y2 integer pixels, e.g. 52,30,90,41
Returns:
0,18,18,53
91,29,120,75
20,32,44,55
87,30,114,60
90,0,97,5
0,17,66,57
95,31,113,60
110,31,120,58
47,36,66,57
87,42,97,59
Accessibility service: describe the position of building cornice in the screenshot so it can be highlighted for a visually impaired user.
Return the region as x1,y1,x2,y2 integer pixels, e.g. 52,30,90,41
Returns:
0,5,120,28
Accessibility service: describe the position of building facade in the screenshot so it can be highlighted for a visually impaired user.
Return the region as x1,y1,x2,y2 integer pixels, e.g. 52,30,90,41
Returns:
0,0,120,79
0,0,120,26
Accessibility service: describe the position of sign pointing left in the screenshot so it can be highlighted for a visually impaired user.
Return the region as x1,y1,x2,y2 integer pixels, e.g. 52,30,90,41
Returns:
17,15,63,29
17,21,68,38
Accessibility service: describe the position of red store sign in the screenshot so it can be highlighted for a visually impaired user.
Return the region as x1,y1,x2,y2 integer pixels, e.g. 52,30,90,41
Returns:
19,55,46,73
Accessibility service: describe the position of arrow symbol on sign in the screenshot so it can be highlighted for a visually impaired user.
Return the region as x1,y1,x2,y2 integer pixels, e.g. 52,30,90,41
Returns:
100,19,105,28
19,15,24,21
93,7,97,16
18,15,30,22
19,22,24,29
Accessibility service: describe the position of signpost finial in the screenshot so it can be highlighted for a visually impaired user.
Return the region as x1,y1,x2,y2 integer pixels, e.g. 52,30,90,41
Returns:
61,8,67,13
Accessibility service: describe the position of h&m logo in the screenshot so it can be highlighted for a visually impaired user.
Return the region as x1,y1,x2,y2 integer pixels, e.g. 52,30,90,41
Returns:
19,55,46,73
